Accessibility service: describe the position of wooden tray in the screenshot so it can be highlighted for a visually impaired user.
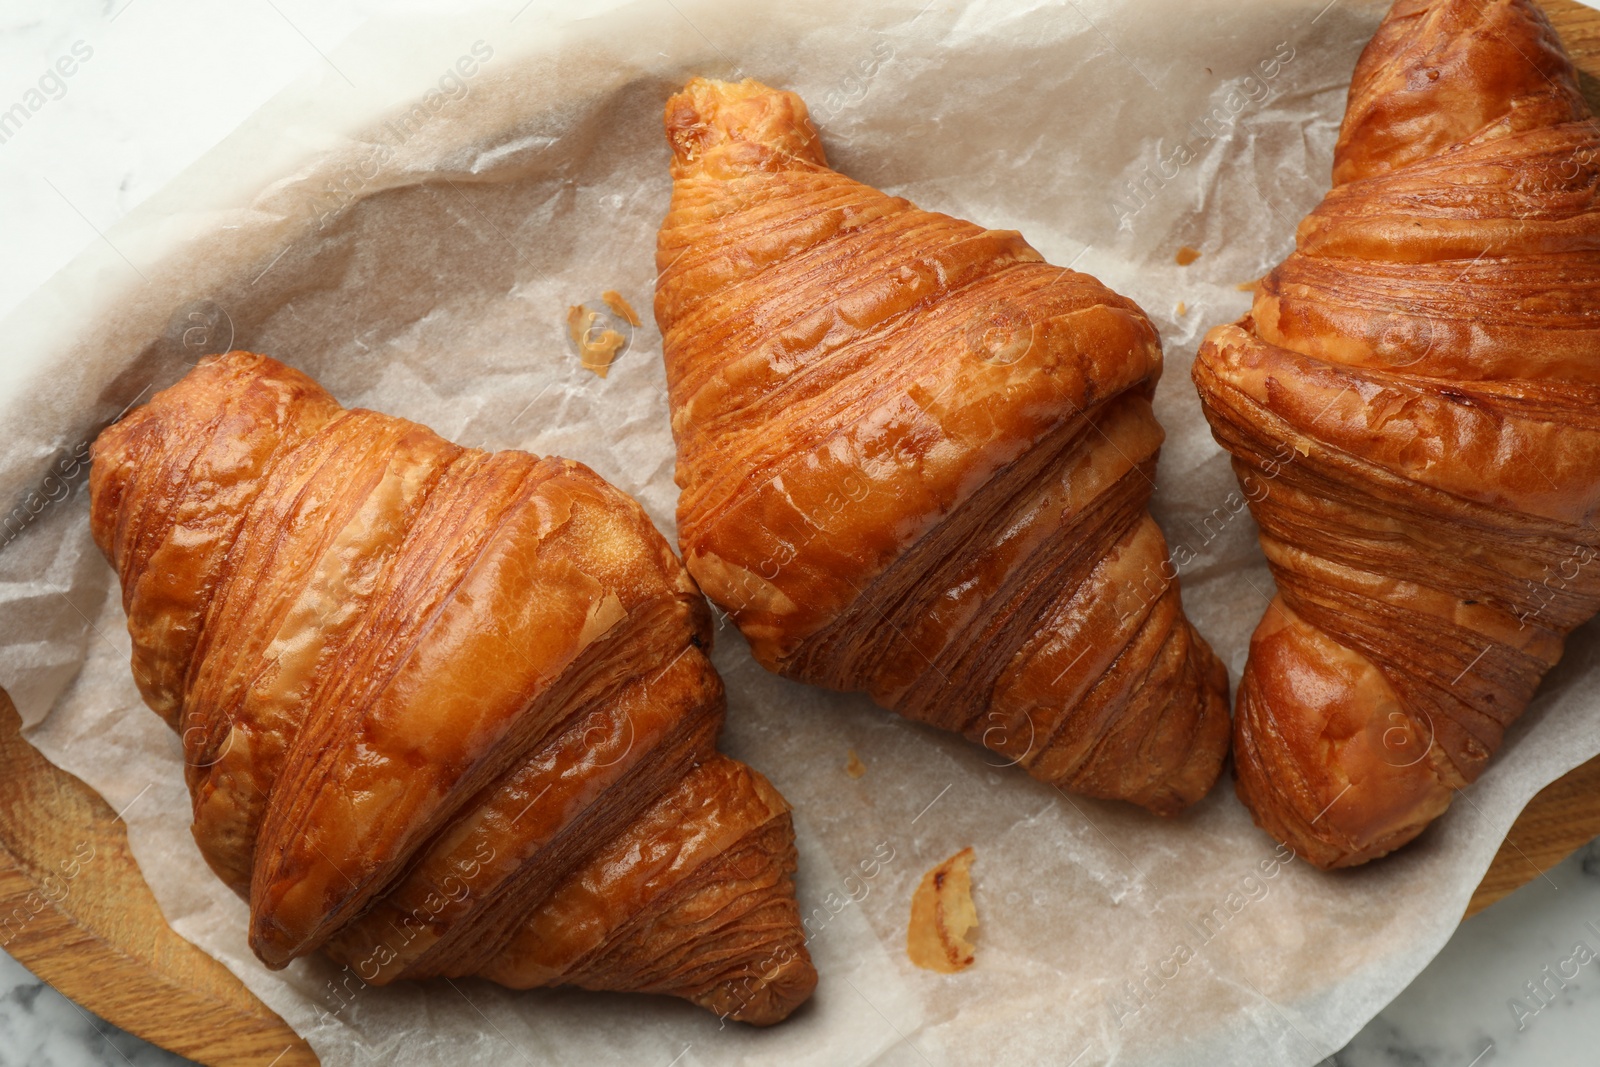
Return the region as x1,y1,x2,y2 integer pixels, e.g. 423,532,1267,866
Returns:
5,4,1600,1063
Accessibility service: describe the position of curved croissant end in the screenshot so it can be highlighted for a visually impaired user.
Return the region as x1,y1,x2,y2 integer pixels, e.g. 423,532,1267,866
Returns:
88,352,815,1024
656,77,1231,814
1193,0,1600,868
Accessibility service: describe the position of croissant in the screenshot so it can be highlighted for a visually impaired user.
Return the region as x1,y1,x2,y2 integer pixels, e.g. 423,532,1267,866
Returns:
88,352,816,1024
654,78,1231,813
1193,0,1600,868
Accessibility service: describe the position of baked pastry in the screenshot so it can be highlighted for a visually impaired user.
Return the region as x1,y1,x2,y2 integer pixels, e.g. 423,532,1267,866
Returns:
655,77,1231,814
89,352,815,1024
1193,0,1600,867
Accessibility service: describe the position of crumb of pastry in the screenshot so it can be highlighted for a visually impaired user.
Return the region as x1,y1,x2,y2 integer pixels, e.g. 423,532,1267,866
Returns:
1175,246,1201,266
601,290,642,327
1176,301,1187,317
907,846,977,973
567,304,628,378
1237,279,1261,292
845,749,866,778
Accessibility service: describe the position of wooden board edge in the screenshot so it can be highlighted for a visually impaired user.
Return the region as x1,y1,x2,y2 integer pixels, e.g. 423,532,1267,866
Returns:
0,694,317,1067
1464,752,1600,918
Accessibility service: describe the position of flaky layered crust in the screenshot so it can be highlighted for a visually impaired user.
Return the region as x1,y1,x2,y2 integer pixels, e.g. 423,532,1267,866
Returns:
655,78,1230,814
89,352,814,1024
1193,0,1600,868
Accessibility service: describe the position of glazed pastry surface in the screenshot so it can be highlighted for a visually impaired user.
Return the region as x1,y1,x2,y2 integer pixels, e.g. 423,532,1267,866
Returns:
90,352,815,1024
656,77,1231,814
1193,0,1600,867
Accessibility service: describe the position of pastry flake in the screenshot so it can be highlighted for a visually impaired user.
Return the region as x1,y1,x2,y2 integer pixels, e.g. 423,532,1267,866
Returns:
907,847,977,974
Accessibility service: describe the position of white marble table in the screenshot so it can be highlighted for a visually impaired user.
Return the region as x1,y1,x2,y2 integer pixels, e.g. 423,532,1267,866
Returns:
2,1,1598,1064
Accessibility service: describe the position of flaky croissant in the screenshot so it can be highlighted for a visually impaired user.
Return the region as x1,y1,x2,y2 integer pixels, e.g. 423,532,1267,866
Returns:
88,352,815,1024
1193,0,1600,868
654,78,1231,814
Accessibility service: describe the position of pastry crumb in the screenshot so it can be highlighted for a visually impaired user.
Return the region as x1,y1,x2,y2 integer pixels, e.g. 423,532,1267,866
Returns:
567,304,629,378
601,290,642,327
1237,279,1261,292
845,749,867,778
1175,246,1201,266
1176,301,1187,317
907,846,977,973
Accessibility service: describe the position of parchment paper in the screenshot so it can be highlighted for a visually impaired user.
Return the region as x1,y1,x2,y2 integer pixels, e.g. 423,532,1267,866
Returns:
2,0,1597,1064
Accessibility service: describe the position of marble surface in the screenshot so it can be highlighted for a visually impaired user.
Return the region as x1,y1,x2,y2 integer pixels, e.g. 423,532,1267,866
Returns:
3,0,1600,1065
0,950,190,1066
1339,840,1600,1067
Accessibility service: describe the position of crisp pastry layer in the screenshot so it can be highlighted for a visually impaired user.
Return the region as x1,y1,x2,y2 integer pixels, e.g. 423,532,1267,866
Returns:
89,351,815,1024
655,77,1231,814
1193,0,1600,867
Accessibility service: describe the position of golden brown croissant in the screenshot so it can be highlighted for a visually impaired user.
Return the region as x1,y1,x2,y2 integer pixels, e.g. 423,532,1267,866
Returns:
1193,0,1600,868
88,352,815,1024
654,78,1231,814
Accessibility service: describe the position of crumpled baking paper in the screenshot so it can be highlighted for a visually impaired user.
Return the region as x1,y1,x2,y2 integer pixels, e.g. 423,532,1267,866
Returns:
2,0,1597,1063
